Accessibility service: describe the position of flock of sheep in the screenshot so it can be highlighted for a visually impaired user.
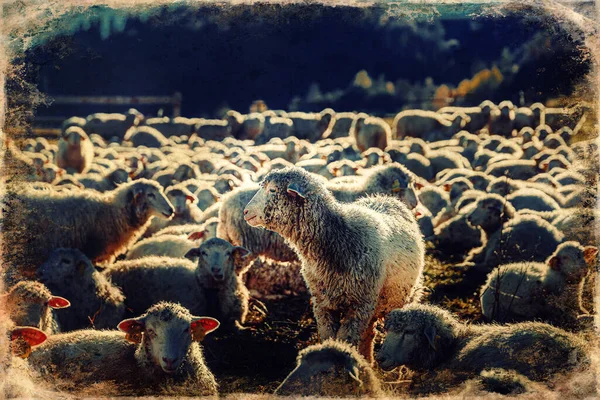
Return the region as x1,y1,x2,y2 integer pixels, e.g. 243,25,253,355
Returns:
1,98,598,398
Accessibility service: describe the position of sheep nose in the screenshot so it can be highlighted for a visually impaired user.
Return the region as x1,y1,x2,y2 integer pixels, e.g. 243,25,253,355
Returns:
162,357,176,368
243,209,249,215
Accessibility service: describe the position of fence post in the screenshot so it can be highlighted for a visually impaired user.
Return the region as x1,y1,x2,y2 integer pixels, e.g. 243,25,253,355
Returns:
172,92,182,117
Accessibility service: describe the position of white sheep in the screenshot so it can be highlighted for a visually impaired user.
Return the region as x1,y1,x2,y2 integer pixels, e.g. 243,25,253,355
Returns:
56,126,94,174
124,125,170,148
27,302,219,396
83,109,144,140
126,234,202,260
288,109,335,142
480,241,598,327
244,167,424,362
3,179,174,279
393,110,469,141
350,113,391,152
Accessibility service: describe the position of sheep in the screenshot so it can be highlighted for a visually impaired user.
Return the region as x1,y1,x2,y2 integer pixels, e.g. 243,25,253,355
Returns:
126,234,202,260
488,100,515,137
275,339,383,397
459,195,564,272
375,304,590,382
145,116,197,137
144,185,202,237
485,159,542,180
288,109,335,142
243,166,424,362
2,179,174,279
83,109,144,140
438,101,494,132
195,119,232,141
37,248,126,331
417,185,449,218
432,214,483,259
61,115,86,131
458,368,550,397
156,218,218,239
124,125,170,148
553,209,598,246
328,159,360,177
1,281,70,334
56,126,94,174
393,110,467,141
351,113,391,152
26,302,219,396
386,148,434,181
480,241,598,327
324,112,357,139
78,167,131,192
254,116,292,144
506,188,562,212
217,185,299,262
361,148,388,168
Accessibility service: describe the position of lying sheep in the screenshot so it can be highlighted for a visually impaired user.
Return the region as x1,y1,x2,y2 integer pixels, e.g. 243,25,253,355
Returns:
432,214,483,259
275,339,383,397
36,248,126,331
105,239,252,331
507,188,561,212
460,195,564,272
375,304,590,381
156,217,218,239
244,167,424,362
78,167,131,192
458,368,550,397
56,126,94,174
83,109,143,140
244,257,307,298
3,179,174,278
485,159,542,180
1,281,69,334
27,302,219,396
351,113,391,152
480,241,598,327
127,234,201,260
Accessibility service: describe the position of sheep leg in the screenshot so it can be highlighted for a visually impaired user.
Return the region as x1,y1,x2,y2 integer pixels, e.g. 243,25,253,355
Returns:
335,304,376,362
313,304,340,340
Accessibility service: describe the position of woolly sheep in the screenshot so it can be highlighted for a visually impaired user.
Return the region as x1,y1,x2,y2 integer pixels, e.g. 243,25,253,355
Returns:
1,281,69,334
3,179,174,279
351,113,391,152
244,258,307,298
438,102,494,132
393,110,467,141
288,109,335,142
507,188,561,212
254,116,292,144
37,248,126,331
83,109,143,140
195,119,232,141
432,214,483,258
56,126,94,174
124,125,170,148
458,368,549,397
361,148,388,168
78,167,131,192
460,195,564,272
375,304,589,381
480,241,598,327
244,167,424,362
386,149,434,181
324,112,357,139
27,302,219,396
145,116,197,137
144,186,202,237
488,100,515,137
126,234,203,260
485,159,542,180
275,339,383,397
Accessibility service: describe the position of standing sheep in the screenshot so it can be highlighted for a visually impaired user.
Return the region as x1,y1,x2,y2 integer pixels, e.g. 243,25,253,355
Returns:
56,126,94,174
27,302,219,396
243,167,424,362
288,109,335,142
2,179,174,278
36,248,126,331
480,241,598,327
275,339,383,397
351,113,391,152
375,304,590,382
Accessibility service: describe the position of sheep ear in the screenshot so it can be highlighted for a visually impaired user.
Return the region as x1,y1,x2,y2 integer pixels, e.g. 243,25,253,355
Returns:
48,296,70,309
443,184,451,192
414,181,424,190
287,182,306,199
584,246,598,266
187,231,205,241
186,195,197,203
190,317,220,342
185,248,201,260
118,317,145,344
548,256,560,270
424,326,437,351
12,327,47,347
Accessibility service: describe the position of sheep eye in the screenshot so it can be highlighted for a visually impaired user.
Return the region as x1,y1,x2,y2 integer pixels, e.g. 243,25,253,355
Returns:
201,251,208,257
269,188,276,193
148,193,155,199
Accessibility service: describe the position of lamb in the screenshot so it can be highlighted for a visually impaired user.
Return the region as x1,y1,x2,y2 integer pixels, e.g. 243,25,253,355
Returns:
351,113,391,152
83,109,144,140
2,179,174,278
459,195,564,273
37,248,126,331
144,185,202,236
124,125,170,148
217,185,299,262
56,126,94,174
375,304,590,382
195,119,232,141
288,109,335,142
26,302,219,396
243,167,424,362
105,240,251,331
393,110,468,141
275,339,383,397
1,281,70,334
480,241,598,328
